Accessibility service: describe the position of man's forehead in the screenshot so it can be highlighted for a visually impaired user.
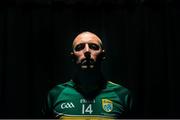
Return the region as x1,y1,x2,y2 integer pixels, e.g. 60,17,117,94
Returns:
73,32,102,46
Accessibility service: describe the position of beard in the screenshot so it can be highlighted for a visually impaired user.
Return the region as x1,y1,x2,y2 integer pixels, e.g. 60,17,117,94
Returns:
73,70,106,99
73,59,106,99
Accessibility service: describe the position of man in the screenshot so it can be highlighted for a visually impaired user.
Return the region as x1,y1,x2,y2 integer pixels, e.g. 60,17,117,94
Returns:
42,31,133,119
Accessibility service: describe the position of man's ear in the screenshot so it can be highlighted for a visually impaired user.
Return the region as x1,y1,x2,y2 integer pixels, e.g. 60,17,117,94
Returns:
70,52,76,62
100,50,106,60
70,52,74,56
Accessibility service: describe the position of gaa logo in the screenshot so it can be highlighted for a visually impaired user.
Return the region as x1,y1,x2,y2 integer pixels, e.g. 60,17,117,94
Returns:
61,102,75,109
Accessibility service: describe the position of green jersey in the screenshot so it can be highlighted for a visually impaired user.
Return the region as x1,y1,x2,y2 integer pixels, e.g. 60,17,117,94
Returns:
43,80,132,119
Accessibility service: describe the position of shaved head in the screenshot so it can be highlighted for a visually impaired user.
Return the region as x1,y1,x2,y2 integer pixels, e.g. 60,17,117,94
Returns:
71,31,105,69
72,31,103,49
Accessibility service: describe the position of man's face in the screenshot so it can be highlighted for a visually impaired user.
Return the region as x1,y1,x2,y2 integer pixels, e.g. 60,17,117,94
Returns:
72,32,103,69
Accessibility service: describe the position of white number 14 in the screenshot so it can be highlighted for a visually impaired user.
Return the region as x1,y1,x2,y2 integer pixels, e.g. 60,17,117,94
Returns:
82,104,93,114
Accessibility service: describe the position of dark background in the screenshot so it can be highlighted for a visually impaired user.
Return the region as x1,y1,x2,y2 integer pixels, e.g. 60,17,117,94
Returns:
0,0,180,118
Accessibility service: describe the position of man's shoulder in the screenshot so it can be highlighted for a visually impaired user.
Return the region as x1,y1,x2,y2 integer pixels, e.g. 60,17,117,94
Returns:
106,81,132,107
48,80,74,96
107,81,128,89
106,81,130,95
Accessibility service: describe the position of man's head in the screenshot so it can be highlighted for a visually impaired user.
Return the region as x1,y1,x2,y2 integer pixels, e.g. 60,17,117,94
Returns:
71,31,105,70
71,31,106,97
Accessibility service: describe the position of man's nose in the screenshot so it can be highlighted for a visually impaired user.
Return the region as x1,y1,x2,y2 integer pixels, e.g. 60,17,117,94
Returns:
84,44,90,52
84,44,91,59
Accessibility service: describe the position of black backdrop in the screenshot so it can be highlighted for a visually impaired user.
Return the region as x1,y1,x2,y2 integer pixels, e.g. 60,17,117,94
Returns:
0,0,180,118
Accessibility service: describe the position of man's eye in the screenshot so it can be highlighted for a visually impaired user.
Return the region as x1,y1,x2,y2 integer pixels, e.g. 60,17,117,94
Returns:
89,43,100,50
74,44,85,51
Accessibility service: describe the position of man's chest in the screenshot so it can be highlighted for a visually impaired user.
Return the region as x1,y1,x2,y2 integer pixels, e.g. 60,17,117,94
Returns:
52,88,125,118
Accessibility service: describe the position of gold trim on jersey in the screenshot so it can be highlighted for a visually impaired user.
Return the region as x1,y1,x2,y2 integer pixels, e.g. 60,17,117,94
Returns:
60,115,115,120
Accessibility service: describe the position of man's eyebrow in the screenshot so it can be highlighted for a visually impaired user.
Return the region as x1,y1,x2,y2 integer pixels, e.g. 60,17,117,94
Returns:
75,43,84,46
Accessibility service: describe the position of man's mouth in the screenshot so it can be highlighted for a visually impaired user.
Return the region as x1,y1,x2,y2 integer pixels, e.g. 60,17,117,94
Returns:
80,58,95,69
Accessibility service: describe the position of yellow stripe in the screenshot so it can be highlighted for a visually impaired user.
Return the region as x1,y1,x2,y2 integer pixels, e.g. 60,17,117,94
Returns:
60,116,115,120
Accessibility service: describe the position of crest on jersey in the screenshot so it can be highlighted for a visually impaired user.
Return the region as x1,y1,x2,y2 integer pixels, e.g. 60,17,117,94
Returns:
102,99,113,112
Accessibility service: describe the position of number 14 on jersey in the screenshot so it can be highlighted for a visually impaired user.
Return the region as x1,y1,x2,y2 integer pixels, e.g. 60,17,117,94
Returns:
82,104,93,114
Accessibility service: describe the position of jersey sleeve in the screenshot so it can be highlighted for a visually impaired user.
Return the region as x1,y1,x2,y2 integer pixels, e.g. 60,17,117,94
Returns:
41,85,65,118
114,85,134,118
